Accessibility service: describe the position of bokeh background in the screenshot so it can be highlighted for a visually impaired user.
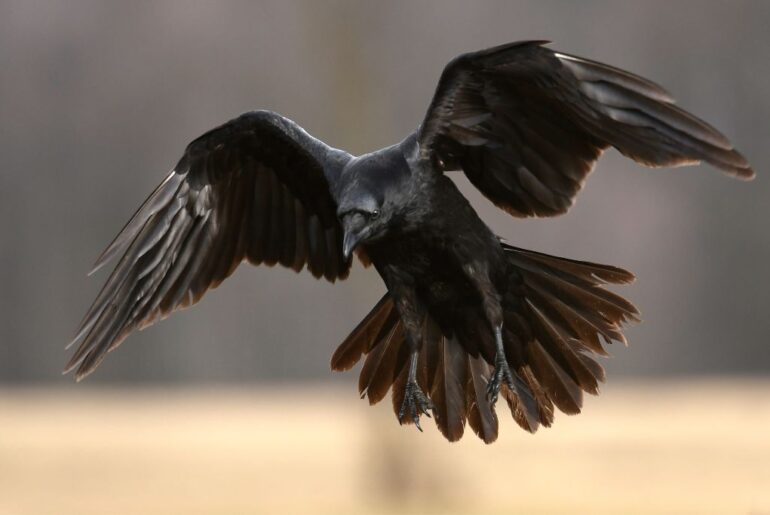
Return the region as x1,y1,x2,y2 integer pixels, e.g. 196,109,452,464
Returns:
1,1,768,514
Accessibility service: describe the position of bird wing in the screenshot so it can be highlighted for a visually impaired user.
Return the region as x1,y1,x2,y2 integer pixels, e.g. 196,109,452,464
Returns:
66,110,352,380
417,40,754,218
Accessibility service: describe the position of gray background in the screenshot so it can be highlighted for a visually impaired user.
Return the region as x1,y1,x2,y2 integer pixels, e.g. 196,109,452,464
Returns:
1,0,768,385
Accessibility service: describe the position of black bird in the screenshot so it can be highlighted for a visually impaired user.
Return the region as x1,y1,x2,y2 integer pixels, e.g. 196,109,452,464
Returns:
67,41,753,442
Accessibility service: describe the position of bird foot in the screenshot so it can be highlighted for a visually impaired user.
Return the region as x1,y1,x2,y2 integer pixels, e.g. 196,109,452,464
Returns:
398,381,434,431
486,352,515,406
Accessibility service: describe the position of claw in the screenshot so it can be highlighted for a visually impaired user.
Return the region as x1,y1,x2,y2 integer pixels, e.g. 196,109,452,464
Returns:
487,326,515,406
486,353,515,404
399,380,434,432
486,379,499,404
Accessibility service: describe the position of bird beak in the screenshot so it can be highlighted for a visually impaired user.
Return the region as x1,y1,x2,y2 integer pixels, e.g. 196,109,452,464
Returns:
342,229,361,262
341,212,371,262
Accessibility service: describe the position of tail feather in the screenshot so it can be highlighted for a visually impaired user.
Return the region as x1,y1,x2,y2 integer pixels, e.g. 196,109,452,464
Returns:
501,366,542,432
504,244,636,285
527,300,601,395
578,350,606,384
528,339,583,415
519,365,556,428
501,329,544,431
331,294,394,372
527,287,609,355
517,260,639,325
430,334,468,442
358,323,405,404
466,356,498,443
331,243,639,442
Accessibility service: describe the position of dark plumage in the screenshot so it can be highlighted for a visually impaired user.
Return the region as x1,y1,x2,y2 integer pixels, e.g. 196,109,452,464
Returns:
68,41,753,443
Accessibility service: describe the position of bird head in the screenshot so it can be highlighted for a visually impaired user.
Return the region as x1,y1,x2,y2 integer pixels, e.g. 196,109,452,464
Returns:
338,193,386,261
335,143,412,261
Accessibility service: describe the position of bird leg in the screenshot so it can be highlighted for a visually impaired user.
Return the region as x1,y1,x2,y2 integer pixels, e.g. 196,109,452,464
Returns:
486,325,515,405
459,260,513,406
383,270,434,431
398,348,433,431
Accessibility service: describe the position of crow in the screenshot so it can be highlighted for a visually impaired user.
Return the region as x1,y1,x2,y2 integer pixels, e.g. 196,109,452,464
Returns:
67,41,753,443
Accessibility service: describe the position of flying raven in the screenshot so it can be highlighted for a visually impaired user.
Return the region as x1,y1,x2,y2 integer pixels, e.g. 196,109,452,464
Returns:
67,41,753,442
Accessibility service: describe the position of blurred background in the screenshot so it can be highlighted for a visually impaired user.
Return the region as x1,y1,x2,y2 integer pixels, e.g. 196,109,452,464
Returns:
1,1,768,514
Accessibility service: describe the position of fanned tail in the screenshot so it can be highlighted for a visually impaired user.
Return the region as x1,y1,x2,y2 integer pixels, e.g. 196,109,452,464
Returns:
331,243,639,443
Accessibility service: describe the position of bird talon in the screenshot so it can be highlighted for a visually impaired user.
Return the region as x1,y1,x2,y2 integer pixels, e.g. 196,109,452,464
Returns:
399,380,432,431
486,382,500,404
414,412,423,432
487,352,514,406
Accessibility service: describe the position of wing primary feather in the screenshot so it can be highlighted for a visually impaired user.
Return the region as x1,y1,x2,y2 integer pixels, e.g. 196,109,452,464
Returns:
71,207,196,377
138,212,211,325
70,207,171,347
579,80,732,150
555,52,674,103
89,172,185,275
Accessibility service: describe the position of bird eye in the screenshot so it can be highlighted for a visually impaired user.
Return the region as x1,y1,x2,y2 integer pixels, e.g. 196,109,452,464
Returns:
370,209,380,219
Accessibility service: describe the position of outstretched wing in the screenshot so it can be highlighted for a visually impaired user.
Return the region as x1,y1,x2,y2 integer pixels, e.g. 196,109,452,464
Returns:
67,110,353,380
418,41,754,217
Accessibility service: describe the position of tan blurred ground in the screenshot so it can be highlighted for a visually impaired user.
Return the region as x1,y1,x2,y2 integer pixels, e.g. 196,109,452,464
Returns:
0,379,768,515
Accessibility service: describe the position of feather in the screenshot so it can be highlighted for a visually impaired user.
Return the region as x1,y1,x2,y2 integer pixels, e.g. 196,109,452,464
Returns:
528,339,583,415
526,285,609,355
518,365,554,428
555,52,674,103
248,165,272,264
331,294,394,371
89,172,185,275
430,335,468,441
501,331,542,432
306,215,325,278
359,323,405,404
466,356,498,443
280,186,297,268
579,80,732,150
323,226,339,281
504,244,636,285
265,166,283,266
291,200,308,272
527,300,601,395
70,207,170,347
